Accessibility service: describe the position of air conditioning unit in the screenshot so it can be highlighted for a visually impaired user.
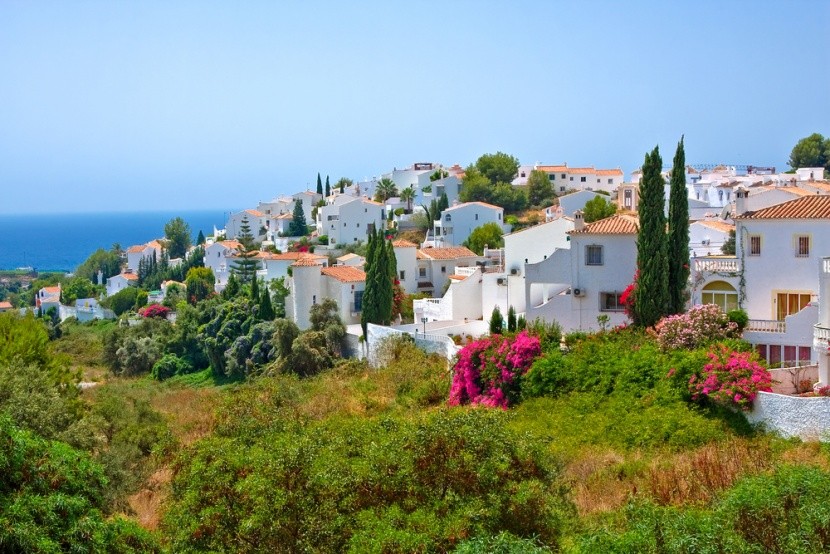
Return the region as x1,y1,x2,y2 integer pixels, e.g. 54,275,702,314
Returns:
701,239,710,245
496,277,507,286
572,287,585,297
510,268,519,275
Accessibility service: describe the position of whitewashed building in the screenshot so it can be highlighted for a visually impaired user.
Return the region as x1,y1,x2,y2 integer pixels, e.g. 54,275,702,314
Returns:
286,257,365,330
106,271,139,297
125,240,164,272
316,195,385,246
433,202,507,247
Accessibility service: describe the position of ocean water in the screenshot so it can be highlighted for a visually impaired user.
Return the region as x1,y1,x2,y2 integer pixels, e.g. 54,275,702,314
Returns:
0,210,230,272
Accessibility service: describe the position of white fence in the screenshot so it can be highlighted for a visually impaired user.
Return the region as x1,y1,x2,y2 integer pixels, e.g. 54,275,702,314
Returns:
748,391,830,440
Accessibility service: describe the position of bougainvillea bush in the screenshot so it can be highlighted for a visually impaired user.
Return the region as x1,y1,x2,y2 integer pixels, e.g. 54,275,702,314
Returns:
449,331,541,409
139,304,171,319
654,304,739,351
689,345,772,411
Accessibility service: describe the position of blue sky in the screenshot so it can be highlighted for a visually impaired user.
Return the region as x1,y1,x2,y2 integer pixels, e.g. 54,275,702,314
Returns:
1,0,828,214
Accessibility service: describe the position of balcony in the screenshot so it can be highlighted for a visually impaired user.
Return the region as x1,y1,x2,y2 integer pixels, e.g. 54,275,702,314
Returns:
693,257,740,273
746,319,787,333
815,324,830,342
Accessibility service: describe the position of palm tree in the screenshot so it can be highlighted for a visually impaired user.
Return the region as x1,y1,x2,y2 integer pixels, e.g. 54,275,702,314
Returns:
400,186,416,213
374,177,399,203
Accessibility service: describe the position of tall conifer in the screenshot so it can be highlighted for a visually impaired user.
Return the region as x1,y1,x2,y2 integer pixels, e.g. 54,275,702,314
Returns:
231,216,259,284
316,173,323,195
635,146,669,327
325,175,331,197
668,136,690,315
360,229,378,336
259,287,275,320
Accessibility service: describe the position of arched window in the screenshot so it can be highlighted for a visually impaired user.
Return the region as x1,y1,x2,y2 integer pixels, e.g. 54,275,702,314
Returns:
701,281,738,312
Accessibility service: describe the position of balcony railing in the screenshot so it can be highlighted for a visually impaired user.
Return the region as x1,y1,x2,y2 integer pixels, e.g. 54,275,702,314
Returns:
815,324,830,342
455,267,477,277
693,257,740,273
746,319,786,333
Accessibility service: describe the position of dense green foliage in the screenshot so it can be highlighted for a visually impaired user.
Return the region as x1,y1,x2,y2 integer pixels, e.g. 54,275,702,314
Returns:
527,169,554,206
459,152,527,213
361,230,395,334
164,216,192,259
668,136,690,315
582,195,617,223
789,132,829,174
634,146,669,327
75,245,123,283
463,222,504,254
231,216,260,283
288,199,308,237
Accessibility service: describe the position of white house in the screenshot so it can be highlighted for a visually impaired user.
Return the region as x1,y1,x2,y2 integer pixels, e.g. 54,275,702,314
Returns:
258,251,328,283
226,209,267,242
433,202,506,247
106,271,139,297
35,285,62,313
537,164,625,194
286,257,365,330
691,194,830,366
204,240,243,280
125,240,164,272
689,219,734,257
392,239,419,294
556,190,607,218
0,301,13,313
524,212,639,332
336,253,365,267
416,246,482,295
317,196,385,246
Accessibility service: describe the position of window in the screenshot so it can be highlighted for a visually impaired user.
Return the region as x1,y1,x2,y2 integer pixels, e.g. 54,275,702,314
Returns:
419,267,426,278
748,235,761,256
441,266,446,273
475,214,478,220
580,176,587,183
548,174,555,181
776,292,812,321
561,173,566,179
560,186,566,192
600,292,625,312
597,178,601,183
399,270,405,280
445,214,452,221
608,178,613,184
795,235,810,257
702,281,738,312
353,290,364,312
569,176,574,181
585,245,603,266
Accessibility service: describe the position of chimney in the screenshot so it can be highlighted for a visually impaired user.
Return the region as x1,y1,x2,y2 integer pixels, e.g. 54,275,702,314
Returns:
573,210,585,231
734,185,749,216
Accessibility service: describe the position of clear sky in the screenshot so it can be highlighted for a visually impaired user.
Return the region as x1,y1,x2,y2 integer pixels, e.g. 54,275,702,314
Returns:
1,0,828,214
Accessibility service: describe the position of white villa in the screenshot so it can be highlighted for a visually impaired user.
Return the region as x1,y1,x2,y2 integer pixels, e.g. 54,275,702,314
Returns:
316,195,385,246
432,202,507,247
126,240,163,272
106,271,139,297
286,257,366,330
537,164,625,195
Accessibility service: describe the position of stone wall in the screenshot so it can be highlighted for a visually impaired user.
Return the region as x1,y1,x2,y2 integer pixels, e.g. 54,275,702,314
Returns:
747,391,830,440
768,365,818,395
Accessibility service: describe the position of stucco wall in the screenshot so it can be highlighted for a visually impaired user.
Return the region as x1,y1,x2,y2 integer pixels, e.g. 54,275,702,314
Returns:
747,391,830,440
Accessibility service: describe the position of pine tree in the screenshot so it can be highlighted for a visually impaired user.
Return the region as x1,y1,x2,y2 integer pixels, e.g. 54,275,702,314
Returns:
634,146,670,327
325,175,330,197
231,216,259,284
259,287,275,320
196,230,206,245
316,173,323,195
288,200,308,237
668,136,690,315
223,273,240,299
438,192,449,212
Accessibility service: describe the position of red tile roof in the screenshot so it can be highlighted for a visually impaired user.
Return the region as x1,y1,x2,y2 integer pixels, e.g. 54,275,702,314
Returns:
321,266,366,283
569,214,639,235
445,201,503,211
392,239,417,248
291,257,325,267
696,220,734,233
418,246,478,260
0,301,12,310
596,168,623,176
737,195,830,220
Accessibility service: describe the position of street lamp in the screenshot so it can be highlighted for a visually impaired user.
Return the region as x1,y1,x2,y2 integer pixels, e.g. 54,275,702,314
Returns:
421,317,427,335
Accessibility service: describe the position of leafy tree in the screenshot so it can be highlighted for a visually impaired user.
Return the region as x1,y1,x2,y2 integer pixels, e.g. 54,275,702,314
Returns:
75,246,123,283
788,132,829,173
460,167,494,203
336,177,353,193
185,266,214,303
309,298,342,331
527,169,554,206
475,151,520,185
316,172,323,195
583,195,617,223
271,318,300,359
223,273,241,299
492,182,528,212
430,168,449,181
250,274,259,305
115,335,163,376
668,136,690,315
325,174,331,197
231,215,259,284
361,230,394,334
288,199,308,237
103,286,144,316
164,216,192,259
722,229,736,255
374,177,399,203
61,275,100,305
489,305,504,335
196,230,206,245
634,146,670,327
269,277,290,318
151,353,192,380
464,222,504,255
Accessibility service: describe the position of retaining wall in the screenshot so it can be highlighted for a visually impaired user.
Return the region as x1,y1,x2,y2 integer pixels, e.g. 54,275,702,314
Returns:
748,391,830,440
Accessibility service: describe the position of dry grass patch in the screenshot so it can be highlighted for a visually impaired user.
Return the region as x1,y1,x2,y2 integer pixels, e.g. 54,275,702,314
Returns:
150,386,221,445
127,468,172,531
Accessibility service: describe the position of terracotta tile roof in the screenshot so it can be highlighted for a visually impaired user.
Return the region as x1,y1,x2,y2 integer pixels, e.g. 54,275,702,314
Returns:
362,198,384,206
121,272,139,281
321,266,366,283
245,209,265,217
337,253,362,261
0,301,12,310
392,239,417,248
569,214,639,235
566,167,597,174
217,240,243,250
445,201,503,212
596,169,623,176
418,246,478,260
147,240,163,249
276,213,294,219
537,165,568,173
781,187,817,197
416,249,429,260
804,180,830,192
737,195,830,220
258,251,324,261
42,286,61,294
126,245,146,253
448,274,466,281
696,220,734,233
291,256,325,267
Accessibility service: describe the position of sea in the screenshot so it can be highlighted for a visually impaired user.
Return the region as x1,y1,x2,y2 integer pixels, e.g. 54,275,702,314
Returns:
0,210,232,272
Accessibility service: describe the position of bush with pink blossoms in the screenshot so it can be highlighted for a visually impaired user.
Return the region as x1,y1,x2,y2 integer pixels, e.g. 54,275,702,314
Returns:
139,304,171,319
689,344,772,411
654,304,739,351
449,331,541,409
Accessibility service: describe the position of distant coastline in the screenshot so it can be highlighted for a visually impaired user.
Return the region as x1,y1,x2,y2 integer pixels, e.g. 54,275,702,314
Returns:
0,210,232,272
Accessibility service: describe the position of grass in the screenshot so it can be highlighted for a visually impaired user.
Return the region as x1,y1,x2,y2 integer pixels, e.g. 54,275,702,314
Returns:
165,367,243,388
51,319,116,381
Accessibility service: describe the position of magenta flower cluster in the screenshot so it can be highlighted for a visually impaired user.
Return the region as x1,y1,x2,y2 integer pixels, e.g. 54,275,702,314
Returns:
689,345,772,411
449,330,541,409
139,304,171,319
654,304,739,350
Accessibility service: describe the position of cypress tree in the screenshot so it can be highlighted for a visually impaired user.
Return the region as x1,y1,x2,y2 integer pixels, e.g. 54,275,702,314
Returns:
196,230,206,245
668,136,690,315
360,230,378,336
507,305,517,332
223,273,240,299
259,287,275,320
316,173,323,195
251,274,259,303
635,146,670,327
325,175,331,197
288,199,308,236
489,306,503,335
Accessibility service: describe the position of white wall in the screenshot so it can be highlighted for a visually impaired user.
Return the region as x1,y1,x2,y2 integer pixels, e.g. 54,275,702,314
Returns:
747,392,830,440
504,218,574,277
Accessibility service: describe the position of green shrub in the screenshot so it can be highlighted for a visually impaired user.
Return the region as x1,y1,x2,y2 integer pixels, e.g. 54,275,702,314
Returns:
151,353,193,380
727,308,749,332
